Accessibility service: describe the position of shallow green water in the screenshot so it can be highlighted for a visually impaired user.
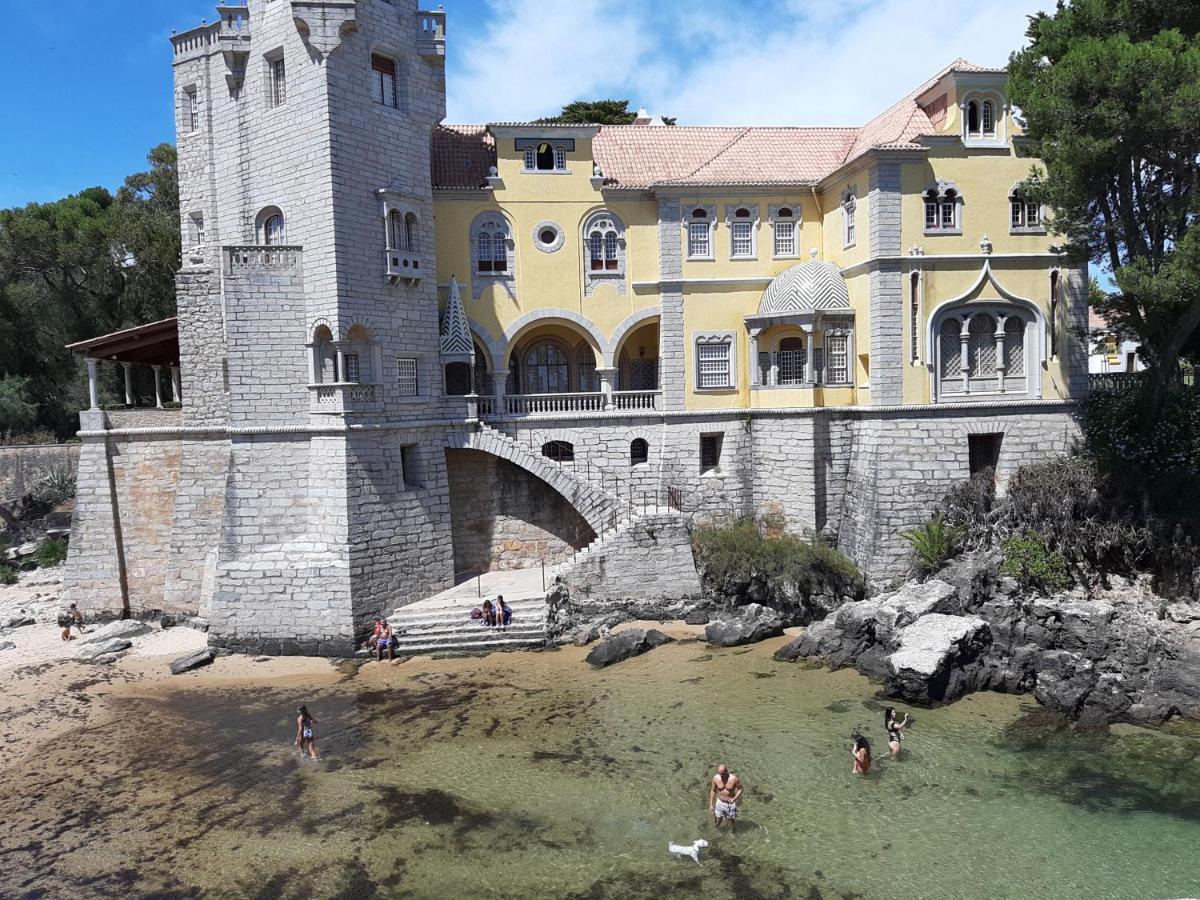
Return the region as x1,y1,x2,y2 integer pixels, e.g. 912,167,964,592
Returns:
3,641,1200,899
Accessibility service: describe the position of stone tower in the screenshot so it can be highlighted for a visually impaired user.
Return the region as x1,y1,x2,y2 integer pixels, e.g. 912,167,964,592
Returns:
166,1,454,654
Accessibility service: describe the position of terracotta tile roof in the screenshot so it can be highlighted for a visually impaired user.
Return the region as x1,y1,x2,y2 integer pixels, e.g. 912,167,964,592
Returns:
430,60,1005,190
432,125,494,189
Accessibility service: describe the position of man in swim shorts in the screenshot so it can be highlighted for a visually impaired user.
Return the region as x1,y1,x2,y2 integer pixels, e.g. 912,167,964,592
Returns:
708,764,743,831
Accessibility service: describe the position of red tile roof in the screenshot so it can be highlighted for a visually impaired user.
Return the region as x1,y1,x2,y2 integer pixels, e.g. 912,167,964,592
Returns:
431,61,1003,190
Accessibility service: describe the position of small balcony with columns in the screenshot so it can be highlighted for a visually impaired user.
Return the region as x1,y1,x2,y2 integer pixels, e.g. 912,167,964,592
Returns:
66,318,183,429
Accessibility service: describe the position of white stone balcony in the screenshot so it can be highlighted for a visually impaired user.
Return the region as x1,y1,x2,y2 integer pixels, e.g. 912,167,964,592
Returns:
416,9,446,59
476,390,661,419
224,245,302,277
384,248,423,284
309,382,383,415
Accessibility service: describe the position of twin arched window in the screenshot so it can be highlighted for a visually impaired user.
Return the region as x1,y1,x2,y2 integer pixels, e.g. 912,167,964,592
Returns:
937,308,1030,397
923,184,960,232
473,215,510,274
388,210,418,252
966,99,997,138
525,143,567,172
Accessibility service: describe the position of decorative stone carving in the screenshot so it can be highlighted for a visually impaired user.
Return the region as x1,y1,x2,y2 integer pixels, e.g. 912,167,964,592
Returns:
291,1,357,61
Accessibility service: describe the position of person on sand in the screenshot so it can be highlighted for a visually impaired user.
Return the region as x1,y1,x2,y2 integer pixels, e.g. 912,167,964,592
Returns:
375,621,394,662
852,733,871,775
497,596,512,630
885,707,911,758
295,705,318,760
708,764,743,831
59,603,85,641
363,619,383,651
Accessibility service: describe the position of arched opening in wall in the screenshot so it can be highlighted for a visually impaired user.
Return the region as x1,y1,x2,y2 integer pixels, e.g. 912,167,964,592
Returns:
313,324,336,383
967,100,980,135
256,206,286,245
630,438,649,466
344,324,372,383
777,335,806,385
536,142,555,170
615,318,660,392
445,448,596,579
445,361,471,396
473,342,491,397
505,322,604,397
404,212,418,252
541,440,574,463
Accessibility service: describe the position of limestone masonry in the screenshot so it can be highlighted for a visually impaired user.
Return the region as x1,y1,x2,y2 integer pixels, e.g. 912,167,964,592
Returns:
63,1,1086,655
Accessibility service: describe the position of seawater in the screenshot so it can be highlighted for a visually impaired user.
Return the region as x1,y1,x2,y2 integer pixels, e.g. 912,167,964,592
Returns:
2,640,1200,899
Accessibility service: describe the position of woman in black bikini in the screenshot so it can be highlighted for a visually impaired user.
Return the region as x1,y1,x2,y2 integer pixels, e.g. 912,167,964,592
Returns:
885,707,910,758
295,705,319,760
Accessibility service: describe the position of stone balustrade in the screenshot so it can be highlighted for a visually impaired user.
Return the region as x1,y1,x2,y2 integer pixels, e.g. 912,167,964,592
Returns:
308,382,382,414
224,245,302,276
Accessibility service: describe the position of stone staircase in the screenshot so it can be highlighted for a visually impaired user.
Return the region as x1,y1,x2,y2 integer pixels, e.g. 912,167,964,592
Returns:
386,595,549,656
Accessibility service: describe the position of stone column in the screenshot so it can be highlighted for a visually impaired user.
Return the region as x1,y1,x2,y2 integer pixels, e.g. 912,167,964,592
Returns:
170,366,181,403
86,358,100,411
493,370,508,417
749,328,761,387
597,367,617,409
958,318,971,394
994,316,1007,393
308,345,320,384
121,362,134,407
151,365,164,408
335,347,346,383
805,328,816,385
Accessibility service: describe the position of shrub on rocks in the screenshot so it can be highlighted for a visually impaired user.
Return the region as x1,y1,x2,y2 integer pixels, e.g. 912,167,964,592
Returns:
0,564,16,586
692,518,864,621
1001,532,1071,595
899,515,962,578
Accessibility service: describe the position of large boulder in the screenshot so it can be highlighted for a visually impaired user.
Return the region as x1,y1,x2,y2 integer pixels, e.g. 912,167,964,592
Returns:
0,640,15,652
170,647,217,675
584,628,673,668
885,614,991,703
705,604,784,647
75,638,132,660
78,619,153,645
0,611,36,631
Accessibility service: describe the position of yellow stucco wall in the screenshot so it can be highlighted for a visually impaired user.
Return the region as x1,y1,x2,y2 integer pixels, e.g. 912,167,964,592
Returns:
432,96,1075,410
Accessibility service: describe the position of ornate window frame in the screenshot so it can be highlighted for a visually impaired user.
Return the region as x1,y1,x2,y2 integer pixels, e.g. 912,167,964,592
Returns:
768,203,801,259
961,91,1008,148
922,180,963,235
684,205,716,260
725,204,759,260
469,210,516,300
582,210,626,295
931,303,1040,401
516,138,573,174
1008,183,1046,234
841,189,857,249
693,331,737,391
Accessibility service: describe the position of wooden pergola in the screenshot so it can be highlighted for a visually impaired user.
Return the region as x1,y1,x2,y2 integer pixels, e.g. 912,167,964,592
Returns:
65,318,181,409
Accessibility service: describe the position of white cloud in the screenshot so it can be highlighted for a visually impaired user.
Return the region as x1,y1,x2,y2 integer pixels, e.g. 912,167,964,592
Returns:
445,0,1051,126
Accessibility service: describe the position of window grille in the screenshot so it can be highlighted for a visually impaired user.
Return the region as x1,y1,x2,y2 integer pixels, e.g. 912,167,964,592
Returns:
270,57,286,108
491,233,507,271
910,273,920,362
523,147,536,170
589,232,604,270
688,222,710,258
777,337,806,385
939,319,962,378
396,357,418,396
731,221,753,257
553,146,566,170
1003,317,1025,375
697,341,731,389
967,315,997,376
774,220,794,256
372,55,397,108
603,231,618,269
630,439,649,466
826,334,849,383
187,89,199,131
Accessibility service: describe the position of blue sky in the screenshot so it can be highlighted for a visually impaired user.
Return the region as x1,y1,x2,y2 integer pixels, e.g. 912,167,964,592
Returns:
0,0,1048,210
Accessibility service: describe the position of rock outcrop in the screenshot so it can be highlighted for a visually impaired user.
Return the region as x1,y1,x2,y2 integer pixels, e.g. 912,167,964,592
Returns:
76,638,132,660
705,604,784,647
584,628,673,668
775,556,1200,725
78,620,153,645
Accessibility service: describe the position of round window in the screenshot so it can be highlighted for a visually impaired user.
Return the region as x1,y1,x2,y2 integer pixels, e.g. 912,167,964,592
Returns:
531,221,565,253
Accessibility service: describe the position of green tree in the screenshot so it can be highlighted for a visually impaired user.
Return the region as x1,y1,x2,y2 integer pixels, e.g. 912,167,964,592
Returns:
0,376,37,441
0,144,179,438
537,99,677,126
1008,1,1200,377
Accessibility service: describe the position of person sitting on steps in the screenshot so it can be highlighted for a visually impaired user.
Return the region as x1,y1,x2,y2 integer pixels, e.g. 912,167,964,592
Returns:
496,596,512,630
376,621,394,662
481,599,496,628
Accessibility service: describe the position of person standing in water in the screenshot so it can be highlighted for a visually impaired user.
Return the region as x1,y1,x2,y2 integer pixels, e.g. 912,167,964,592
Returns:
885,707,911,758
295,705,318,760
852,733,871,775
708,764,743,831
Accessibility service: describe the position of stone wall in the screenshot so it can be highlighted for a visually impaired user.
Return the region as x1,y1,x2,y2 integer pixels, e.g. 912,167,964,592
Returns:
558,513,701,604
446,448,594,574
0,443,78,503
62,412,183,616
837,404,1084,581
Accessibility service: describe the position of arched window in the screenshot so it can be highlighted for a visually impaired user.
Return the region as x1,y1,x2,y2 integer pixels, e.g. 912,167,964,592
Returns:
524,342,570,394
576,346,597,392
536,143,554,170
583,211,626,293
772,206,796,257
1009,185,1042,231
473,342,490,396
923,183,961,232
939,319,962,379
777,336,806,385
1003,317,1025,375
967,100,980,135
313,324,336,383
554,145,567,170
523,147,536,170
388,210,403,251
967,314,997,377
981,101,995,136
257,207,286,245
910,271,920,363
476,232,493,271
728,206,757,258
686,207,713,258
630,438,649,466
542,440,574,462
842,194,856,247
404,212,418,252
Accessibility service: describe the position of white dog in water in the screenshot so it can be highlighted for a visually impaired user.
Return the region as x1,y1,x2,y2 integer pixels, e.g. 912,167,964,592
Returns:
668,839,709,864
